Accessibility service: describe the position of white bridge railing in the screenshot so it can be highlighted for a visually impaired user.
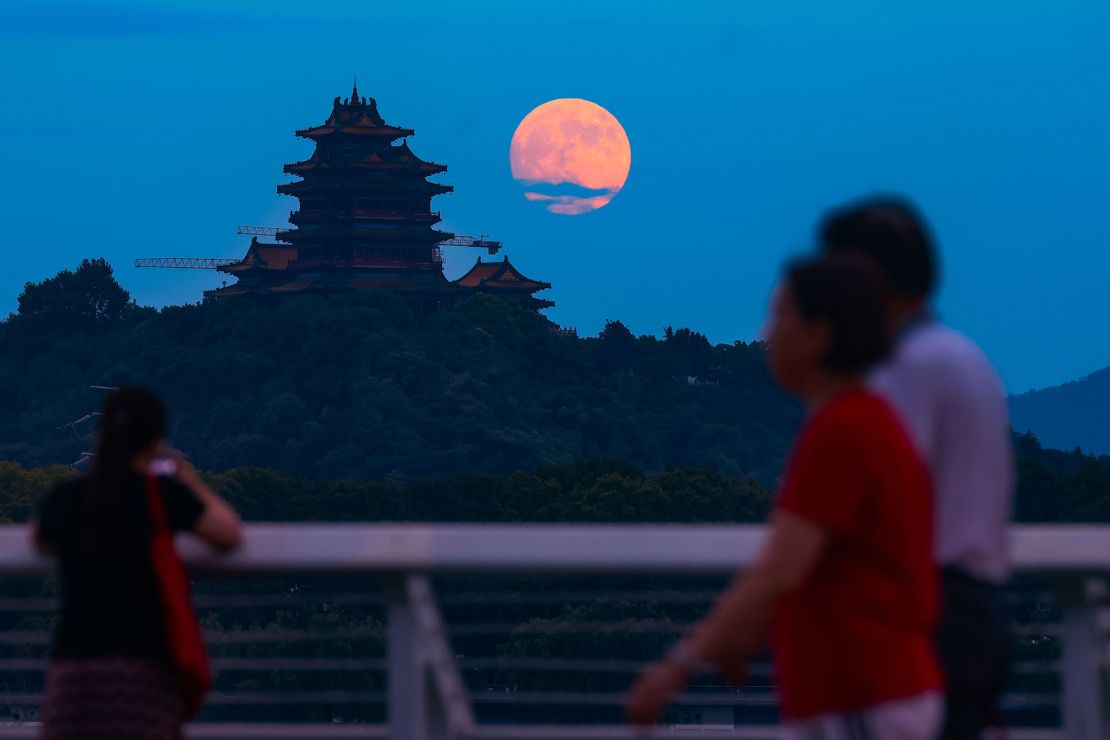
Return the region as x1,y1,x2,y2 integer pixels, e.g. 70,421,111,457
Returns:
0,524,1108,740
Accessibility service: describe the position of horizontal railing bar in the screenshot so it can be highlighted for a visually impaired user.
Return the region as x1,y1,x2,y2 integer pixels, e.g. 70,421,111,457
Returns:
440,590,724,605
466,730,1060,740
0,588,1066,613
460,657,775,677
0,654,1056,677
194,593,385,608
0,628,386,646
452,589,1062,607
460,655,1058,678
0,726,388,740
214,657,387,671
0,656,729,676
185,726,388,739
468,728,780,739
0,657,388,672
0,727,1063,740
0,728,1063,740
0,691,387,706
4,524,1110,575
0,687,1065,710
459,655,1058,677
207,690,386,705
450,619,689,636
466,689,1061,708
469,690,778,707
204,628,384,644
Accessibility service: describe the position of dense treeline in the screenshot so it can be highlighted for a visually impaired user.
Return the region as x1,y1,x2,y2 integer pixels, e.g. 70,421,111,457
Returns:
3,439,1109,525
0,260,799,483
1013,432,1110,522
0,458,773,525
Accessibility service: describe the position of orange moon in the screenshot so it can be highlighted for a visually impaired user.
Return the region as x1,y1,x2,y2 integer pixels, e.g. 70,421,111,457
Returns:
509,98,632,215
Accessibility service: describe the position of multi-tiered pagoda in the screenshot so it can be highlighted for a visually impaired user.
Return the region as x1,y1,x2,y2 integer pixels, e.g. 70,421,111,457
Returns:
209,84,551,311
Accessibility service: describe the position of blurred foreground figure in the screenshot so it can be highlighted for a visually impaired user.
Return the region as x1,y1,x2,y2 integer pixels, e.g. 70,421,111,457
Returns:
627,258,942,739
33,386,243,740
822,197,1014,740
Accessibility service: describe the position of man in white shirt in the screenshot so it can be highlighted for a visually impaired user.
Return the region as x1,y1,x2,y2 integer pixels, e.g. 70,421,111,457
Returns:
820,197,1014,740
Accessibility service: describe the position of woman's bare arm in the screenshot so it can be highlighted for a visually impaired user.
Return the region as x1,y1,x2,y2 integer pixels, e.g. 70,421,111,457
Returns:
626,510,827,724
172,454,243,553
685,510,827,672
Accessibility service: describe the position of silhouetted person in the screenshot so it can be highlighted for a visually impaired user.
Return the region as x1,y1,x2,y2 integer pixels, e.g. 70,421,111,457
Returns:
821,196,1014,740
627,258,943,739
33,386,242,740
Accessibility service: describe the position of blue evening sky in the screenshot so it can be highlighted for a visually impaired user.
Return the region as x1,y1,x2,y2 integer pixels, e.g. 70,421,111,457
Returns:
1,1,1107,393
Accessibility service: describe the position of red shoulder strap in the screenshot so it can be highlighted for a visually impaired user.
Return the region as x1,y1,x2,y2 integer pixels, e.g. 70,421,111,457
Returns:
145,474,170,535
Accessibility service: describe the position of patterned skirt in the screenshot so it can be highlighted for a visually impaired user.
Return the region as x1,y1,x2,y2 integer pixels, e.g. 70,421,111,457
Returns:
42,657,185,740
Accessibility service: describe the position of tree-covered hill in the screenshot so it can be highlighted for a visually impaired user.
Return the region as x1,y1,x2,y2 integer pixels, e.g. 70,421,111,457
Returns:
0,260,800,483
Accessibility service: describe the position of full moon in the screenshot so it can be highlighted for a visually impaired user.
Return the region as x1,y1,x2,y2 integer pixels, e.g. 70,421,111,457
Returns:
509,98,631,216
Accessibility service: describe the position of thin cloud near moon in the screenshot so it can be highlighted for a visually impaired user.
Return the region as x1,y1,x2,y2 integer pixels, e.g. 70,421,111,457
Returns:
510,98,632,215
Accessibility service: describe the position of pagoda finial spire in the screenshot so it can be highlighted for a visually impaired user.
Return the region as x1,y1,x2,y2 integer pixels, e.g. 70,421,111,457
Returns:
351,75,360,104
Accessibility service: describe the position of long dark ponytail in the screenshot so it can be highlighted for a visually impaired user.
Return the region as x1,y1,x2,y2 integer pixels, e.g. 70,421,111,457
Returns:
89,386,168,529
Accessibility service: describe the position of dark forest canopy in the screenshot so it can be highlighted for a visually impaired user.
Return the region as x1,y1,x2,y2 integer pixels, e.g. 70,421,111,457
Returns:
0,260,799,483
3,260,1107,526
0,459,774,525
11,258,139,331
2,442,1108,525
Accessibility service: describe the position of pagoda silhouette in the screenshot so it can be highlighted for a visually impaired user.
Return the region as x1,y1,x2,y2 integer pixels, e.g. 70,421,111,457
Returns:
188,83,552,311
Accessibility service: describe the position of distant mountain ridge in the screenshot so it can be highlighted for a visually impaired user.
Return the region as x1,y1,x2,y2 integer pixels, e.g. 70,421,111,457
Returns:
1010,365,1110,456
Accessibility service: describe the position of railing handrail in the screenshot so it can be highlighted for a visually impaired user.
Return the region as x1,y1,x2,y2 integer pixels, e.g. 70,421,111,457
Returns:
3,523,1110,575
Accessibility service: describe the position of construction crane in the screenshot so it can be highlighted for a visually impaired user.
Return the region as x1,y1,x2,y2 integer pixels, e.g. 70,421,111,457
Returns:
136,226,503,271
135,257,241,270
237,225,290,237
437,235,502,254
235,225,503,254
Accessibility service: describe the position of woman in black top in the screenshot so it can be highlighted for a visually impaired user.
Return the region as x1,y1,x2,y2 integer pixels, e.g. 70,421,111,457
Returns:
33,386,242,740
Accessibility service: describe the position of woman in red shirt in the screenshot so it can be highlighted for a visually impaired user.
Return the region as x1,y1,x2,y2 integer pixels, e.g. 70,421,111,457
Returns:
627,257,943,739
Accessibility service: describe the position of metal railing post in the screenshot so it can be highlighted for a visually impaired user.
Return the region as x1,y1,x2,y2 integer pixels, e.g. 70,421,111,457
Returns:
1059,577,1108,740
386,576,428,740
384,574,475,740
407,575,475,739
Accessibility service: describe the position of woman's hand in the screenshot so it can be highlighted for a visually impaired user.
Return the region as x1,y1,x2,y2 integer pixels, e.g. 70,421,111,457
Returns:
168,449,202,487
625,658,688,726
167,448,244,552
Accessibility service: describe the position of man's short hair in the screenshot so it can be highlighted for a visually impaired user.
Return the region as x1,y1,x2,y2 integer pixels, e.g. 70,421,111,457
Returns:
786,257,891,375
818,196,938,300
